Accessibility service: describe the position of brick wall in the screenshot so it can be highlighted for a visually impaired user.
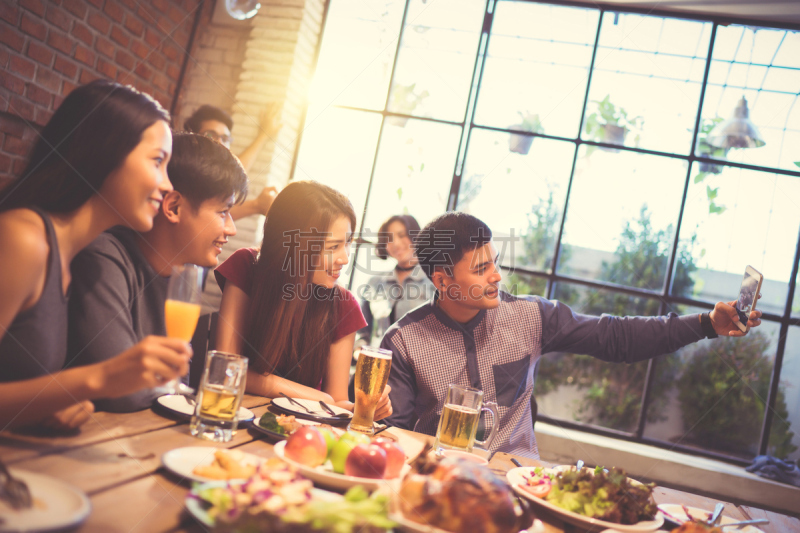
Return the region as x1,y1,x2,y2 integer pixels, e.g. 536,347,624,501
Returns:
0,0,210,184
175,22,250,130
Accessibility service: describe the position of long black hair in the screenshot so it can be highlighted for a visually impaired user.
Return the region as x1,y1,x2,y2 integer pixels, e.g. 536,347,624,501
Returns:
246,181,357,388
0,80,170,213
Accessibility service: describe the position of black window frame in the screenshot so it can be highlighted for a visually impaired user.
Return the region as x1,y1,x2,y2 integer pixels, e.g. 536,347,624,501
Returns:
292,0,800,466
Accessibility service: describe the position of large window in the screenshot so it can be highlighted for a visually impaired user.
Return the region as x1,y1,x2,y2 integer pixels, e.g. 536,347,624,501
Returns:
294,0,800,464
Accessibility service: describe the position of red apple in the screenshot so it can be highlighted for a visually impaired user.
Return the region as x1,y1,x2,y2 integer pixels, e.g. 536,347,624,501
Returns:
373,438,405,478
284,426,327,467
344,444,387,479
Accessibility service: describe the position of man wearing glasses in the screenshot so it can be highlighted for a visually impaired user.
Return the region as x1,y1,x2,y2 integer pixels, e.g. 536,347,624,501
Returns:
184,104,281,220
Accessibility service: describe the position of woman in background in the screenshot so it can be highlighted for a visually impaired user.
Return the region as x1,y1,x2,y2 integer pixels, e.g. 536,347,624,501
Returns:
0,81,191,431
356,215,435,350
214,181,392,419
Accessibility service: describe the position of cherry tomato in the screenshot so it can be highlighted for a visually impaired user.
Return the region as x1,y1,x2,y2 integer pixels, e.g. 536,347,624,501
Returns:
520,482,551,499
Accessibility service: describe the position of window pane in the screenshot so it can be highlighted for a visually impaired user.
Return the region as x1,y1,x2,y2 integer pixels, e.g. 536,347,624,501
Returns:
702,26,800,172
643,318,781,460
388,0,485,122
774,327,800,462
475,2,599,138
458,129,575,273
294,107,382,225
536,283,662,433
557,147,687,290
674,164,800,316
502,270,547,298
585,14,711,154
308,0,405,111
361,118,462,234
793,273,800,318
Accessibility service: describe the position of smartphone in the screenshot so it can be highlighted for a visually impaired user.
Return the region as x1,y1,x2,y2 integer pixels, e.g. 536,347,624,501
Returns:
735,265,763,333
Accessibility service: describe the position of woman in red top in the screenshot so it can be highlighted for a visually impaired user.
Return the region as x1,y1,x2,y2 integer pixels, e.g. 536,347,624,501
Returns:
215,181,392,418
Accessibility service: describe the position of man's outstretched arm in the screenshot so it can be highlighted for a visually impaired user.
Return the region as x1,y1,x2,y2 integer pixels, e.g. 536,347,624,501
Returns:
536,297,762,364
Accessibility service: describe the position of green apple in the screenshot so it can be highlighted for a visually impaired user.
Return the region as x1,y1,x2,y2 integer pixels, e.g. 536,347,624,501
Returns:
339,431,370,446
330,439,359,474
319,427,338,456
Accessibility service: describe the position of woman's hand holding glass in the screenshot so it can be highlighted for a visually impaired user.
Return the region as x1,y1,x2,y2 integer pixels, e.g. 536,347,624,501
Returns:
331,387,392,421
94,336,192,397
374,384,393,421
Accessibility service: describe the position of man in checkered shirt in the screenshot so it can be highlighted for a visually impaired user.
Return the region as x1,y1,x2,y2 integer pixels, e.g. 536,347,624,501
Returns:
381,212,763,459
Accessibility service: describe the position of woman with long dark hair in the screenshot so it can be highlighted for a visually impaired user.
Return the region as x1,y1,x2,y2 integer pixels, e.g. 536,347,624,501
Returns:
0,81,191,430
214,181,392,417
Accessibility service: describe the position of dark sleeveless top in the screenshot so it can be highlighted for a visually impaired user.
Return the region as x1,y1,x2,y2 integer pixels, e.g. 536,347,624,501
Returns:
0,208,69,382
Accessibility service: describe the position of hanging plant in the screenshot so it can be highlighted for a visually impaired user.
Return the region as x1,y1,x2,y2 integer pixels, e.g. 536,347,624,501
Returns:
508,112,544,155
695,117,729,174
583,95,643,156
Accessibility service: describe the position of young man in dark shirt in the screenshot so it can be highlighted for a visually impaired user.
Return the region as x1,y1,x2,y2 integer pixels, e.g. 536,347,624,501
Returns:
67,134,248,412
383,212,762,458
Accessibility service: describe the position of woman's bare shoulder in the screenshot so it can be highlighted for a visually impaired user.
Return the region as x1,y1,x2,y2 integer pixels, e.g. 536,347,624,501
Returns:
0,209,50,269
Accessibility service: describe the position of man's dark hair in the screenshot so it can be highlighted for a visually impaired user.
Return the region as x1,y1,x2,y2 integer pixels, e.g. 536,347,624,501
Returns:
184,105,233,133
414,212,492,280
167,133,248,208
376,214,421,260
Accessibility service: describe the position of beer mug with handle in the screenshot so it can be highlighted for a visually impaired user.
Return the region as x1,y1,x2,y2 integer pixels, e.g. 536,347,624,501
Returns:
434,384,499,453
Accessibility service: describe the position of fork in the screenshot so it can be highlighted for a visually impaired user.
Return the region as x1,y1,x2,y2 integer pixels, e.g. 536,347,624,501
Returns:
279,392,315,414
318,400,351,419
0,458,32,510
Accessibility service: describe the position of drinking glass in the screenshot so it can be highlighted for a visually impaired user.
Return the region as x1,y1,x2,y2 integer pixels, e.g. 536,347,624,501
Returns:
161,264,203,395
190,350,248,442
434,384,499,453
348,346,392,435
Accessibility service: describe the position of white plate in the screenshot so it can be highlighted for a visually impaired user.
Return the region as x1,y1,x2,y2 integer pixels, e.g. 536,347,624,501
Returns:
0,469,90,532
271,397,352,423
507,466,664,533
273,440,408,492
185,480,340,527
658,504,765,533
155,394,254,422
161,446,265,484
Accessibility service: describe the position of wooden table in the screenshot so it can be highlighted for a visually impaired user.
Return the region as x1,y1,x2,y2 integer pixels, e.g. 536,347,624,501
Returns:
1,397,798,532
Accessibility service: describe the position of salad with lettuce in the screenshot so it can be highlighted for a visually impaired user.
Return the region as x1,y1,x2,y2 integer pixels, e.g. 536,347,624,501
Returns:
521,466,657,525
189,457,395,533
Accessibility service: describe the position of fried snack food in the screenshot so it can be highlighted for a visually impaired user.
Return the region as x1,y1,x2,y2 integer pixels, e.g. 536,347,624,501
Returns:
274,414,298,433
398,457,533,533
674,522,722,533
192,449,257,480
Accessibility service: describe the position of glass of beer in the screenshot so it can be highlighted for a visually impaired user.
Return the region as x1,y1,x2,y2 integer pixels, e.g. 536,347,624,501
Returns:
348,346,392,435
161,264,203,395
190,350,248,442
434,384,499,453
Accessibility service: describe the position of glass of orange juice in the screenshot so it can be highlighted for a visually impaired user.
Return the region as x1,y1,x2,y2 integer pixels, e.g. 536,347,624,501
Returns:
161,264,203,395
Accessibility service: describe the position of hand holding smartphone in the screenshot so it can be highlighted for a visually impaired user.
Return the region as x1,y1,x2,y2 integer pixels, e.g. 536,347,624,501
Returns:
735,265,763,333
